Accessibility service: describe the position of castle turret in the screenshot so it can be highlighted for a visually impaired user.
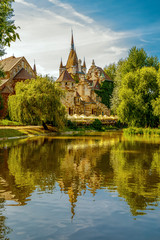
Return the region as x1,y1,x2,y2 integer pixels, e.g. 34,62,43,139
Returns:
59,58,65,75
82,58,86,74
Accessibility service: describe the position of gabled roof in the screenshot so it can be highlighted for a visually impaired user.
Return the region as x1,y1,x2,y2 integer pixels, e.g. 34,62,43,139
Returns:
81,96,95,104
0,79,9,88
96,67,112,81
0,56,22,72
56,70,75,82
13,68,33,80
1,85,13,94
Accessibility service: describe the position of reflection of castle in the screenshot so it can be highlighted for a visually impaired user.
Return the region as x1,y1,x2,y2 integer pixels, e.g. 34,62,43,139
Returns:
56,32,113,116
1,136,160,219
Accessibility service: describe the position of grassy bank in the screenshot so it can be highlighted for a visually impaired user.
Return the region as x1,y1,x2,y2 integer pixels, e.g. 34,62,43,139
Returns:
0,125,57,139
123,127,160,136
0,129,26,138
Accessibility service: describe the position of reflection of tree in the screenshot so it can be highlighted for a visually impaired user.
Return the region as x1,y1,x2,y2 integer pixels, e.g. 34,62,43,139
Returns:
110,139,160,216
0,134,160,218
0,199,12,240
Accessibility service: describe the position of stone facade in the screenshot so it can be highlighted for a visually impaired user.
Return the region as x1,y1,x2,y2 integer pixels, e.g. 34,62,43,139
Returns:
56,33,113,116
0,56,36,118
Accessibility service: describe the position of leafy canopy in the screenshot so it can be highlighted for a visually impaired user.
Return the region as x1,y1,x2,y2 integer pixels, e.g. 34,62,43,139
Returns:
111,46,159,115
8,76,66,128
95,80,114,108
117,67,159,127
0,0,20,77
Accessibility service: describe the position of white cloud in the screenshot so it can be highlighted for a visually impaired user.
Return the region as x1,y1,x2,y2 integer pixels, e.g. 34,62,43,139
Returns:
48,0,94,24
6,0,138,78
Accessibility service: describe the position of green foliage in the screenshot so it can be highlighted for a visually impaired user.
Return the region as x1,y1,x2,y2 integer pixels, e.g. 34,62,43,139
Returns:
91,119,102,131
152,69,160,120
104,63,117,81
95,80,114,108
0,0,20,77
8,76,66,128
0,119,22,125
117,67,159,127
111,46,160,119
124,127,160,136
0,0,20,47
67,120,78,130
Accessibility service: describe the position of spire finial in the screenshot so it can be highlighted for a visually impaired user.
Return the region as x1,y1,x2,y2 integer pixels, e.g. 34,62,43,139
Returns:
71,29,74,50
33,59,37,75
92,59,95,66
83,57,86,68
60,58,63,68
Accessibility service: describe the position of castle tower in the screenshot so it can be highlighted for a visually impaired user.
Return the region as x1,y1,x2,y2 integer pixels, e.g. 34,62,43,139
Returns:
66,31,78,74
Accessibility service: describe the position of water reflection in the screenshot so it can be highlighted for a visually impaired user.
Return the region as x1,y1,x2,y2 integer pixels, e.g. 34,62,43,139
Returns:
0,133,160,221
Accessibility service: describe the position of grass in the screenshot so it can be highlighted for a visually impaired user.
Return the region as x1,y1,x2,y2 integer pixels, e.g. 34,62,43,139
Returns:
0,119,23,126
0,129,26,138
123,127,160,136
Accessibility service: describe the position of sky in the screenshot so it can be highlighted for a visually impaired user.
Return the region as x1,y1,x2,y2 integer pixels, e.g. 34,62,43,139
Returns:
4,0,160,78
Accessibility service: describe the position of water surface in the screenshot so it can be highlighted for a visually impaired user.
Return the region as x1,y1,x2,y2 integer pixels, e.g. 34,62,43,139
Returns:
0,132,160,239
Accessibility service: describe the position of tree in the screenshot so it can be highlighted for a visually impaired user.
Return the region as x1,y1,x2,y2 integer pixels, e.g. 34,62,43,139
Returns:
8,76,67,128
104,63,117,81
111,47,159,114
152,69,160,120
95,80,114,108
0,0,20,76
117,67,159,127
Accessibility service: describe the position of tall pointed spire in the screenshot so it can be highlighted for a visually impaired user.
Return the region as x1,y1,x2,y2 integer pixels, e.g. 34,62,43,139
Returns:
33,59,37,76
71,29,74,50
60,58,63,68
83,57,86,68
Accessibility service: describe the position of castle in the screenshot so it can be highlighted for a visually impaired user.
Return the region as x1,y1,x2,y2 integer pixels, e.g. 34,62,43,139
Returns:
56,32,112,116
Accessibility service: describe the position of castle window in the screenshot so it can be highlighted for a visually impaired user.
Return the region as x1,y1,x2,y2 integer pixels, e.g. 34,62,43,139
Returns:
65,82,67,86
22,61,24,68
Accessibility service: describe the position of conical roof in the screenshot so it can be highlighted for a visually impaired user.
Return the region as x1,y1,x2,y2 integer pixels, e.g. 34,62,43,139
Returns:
56,70,75,82
66,49,78,69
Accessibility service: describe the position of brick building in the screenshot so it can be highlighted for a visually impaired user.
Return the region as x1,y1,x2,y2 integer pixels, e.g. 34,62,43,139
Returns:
0,56,36,118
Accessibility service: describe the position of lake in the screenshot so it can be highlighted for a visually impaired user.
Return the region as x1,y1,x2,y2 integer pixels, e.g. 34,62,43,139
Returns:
0,132,160,240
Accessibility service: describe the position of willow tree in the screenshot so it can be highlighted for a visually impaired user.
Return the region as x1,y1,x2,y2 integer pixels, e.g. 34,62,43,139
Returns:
8,76,66,128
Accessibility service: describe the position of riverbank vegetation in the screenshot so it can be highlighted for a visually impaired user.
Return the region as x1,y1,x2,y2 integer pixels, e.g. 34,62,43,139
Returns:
124,127,160,136
105,47,160,128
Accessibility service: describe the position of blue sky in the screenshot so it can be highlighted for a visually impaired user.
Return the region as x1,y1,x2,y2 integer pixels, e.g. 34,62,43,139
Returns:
5,0,160,77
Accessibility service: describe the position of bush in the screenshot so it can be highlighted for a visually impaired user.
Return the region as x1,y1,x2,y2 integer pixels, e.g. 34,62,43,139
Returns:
67,120,78,130
92,119,102,131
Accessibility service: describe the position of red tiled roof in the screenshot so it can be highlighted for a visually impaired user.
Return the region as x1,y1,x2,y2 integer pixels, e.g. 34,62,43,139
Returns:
56,70,75,82
13,68,33,80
